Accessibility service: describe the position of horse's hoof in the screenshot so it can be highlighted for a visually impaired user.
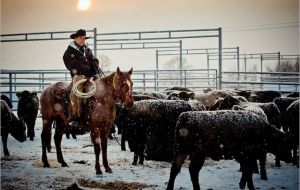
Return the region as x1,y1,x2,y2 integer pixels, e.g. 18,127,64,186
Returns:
30,138,34,141
239,182,246,189
43,162,50,168
4,151,10,156
132,162,137,166
261,176,268,180
61,162,69,167
96,170,103,175
138,161,144,165
105,167,113,173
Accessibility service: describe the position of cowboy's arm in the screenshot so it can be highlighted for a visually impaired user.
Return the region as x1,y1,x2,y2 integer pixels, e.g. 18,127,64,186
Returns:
86,48,104,76
63,50,92,76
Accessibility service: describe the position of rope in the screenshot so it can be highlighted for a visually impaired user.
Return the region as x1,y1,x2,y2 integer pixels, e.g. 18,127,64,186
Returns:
71,78,97,98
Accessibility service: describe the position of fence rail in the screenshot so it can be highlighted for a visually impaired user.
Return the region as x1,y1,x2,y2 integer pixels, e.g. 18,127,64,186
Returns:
0,69,217,110
221,71,299,92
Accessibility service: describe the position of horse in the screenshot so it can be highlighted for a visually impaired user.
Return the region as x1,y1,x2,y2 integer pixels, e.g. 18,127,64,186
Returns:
40,67,134,174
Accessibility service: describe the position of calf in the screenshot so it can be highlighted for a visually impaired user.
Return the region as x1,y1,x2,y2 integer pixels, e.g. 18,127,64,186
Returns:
17,90,39,141
166,111,292,190
1,100,26,156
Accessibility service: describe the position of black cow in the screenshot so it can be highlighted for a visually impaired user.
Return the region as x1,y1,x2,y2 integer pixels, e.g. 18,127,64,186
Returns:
16,90,39,141
1,100,26,156
115,100,192,165
166,111,292,190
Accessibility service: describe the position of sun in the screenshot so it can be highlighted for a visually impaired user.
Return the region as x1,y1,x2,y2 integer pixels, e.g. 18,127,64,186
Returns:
77,0,91,11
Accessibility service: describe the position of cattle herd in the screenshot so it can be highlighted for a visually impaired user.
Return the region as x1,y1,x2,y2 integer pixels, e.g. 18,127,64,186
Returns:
1,87,299,190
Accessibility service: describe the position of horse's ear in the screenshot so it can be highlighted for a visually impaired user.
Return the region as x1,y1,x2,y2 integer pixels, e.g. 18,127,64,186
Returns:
128,67,133,75
116,67,121,76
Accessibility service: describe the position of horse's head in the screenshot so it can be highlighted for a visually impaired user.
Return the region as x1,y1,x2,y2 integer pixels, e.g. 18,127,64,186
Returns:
113,67,134,108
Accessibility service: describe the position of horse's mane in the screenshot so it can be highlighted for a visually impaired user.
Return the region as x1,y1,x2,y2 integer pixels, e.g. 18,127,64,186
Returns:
99,72,116,87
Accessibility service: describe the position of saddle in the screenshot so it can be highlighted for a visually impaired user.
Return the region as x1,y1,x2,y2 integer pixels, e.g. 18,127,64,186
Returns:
50,81,91,126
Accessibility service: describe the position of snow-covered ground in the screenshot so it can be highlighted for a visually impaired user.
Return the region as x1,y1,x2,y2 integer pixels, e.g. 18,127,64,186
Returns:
1,117,299,190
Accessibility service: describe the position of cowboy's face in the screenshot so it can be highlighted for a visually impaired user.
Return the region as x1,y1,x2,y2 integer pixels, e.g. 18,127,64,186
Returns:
75,36,86,47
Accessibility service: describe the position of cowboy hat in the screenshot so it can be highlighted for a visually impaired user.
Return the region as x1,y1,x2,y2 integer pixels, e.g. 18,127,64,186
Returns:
70,29,91,39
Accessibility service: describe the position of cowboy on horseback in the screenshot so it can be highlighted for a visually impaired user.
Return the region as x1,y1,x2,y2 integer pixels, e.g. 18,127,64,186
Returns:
63,29,103,127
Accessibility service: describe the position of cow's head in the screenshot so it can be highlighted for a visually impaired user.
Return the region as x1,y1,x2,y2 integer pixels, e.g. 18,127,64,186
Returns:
9,115,26,142
16,90,37,101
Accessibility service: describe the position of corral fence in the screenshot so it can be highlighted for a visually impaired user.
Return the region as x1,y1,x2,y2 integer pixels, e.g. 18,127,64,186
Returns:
0,69,218,110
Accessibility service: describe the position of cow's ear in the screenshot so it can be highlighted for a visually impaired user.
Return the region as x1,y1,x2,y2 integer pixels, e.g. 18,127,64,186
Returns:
16,92,21,99
31,92,37,98
189,92,195,100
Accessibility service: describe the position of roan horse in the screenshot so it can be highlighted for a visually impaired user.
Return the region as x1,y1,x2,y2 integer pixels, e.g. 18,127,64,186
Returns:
40,67,133,174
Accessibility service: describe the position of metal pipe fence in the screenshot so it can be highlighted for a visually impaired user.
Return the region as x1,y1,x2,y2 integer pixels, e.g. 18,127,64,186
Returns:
0,69,217,110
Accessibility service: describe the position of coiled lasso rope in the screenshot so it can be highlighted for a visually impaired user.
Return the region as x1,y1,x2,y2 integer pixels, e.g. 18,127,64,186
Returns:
72,78,97,98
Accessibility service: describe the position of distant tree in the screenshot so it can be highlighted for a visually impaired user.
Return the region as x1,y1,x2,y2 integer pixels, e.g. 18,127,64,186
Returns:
163,56,192,70
266,60,299,72
97,55,112,72
162,56,193,87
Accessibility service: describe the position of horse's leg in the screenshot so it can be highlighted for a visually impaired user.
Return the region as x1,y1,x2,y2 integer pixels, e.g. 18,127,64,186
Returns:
166,154,187,190
1,128,10,156
100,133,112,173
41,117,53,167
91,128,102,175
121,132,126,151
54,118,68,167
189,153,205,190
132,152,138,165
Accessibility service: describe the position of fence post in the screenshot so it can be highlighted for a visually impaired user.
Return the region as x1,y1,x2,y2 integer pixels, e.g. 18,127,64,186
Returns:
9,73,13,101
278,52,281,91
260,54,263,89
244,56,247,89
215,70,218,90
42,73,45,90
154,70,157,92
237,46,240,89
179,40,183,86
14,73,17,92
207,54,210,85
184,70,187,88
218,28,222,89
156,50,159,88
143,73,146,91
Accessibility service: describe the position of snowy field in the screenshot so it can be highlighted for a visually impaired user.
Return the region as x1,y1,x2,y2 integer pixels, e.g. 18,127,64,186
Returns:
1,116,299,190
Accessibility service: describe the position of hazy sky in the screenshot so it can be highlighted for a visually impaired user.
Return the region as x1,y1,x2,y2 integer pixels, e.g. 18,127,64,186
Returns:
1,0,299,71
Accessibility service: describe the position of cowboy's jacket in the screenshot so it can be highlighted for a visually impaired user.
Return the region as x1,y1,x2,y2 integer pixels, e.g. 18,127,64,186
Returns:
63,41,99,78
